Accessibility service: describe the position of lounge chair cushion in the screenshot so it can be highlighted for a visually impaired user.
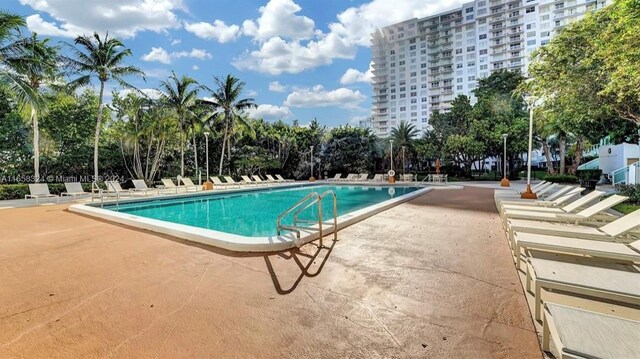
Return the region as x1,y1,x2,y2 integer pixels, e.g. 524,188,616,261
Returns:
546,303,640,359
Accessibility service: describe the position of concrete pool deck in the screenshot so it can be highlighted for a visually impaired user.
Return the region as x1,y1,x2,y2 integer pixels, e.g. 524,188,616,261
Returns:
0,186,541,358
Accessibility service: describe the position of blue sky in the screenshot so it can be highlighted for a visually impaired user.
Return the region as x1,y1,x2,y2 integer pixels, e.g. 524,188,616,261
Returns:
5,0,464,127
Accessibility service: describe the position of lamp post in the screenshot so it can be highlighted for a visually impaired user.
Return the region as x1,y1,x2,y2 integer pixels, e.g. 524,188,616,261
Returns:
522,96,537,199
389,139,395,183
309,145,315,182
402,146,406,180
204,131,210,180
500,133,510,187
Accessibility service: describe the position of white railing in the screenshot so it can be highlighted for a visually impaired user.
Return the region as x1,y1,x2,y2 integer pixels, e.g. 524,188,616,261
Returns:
276,190,338,248
611,160,640,186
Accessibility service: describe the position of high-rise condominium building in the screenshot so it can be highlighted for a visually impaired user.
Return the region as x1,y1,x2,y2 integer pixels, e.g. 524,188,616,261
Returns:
369,0,609,136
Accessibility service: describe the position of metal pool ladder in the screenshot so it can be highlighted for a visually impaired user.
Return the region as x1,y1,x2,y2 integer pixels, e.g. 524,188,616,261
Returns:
276,190,338,248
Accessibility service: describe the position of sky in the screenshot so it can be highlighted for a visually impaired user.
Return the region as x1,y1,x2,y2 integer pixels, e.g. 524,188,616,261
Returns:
4,0,466,127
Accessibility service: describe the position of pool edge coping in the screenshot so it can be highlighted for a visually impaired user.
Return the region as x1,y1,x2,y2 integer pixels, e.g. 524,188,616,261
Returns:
68,185,434,253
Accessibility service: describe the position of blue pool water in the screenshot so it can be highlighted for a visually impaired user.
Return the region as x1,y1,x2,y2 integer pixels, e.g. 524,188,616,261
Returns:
104,185,419,237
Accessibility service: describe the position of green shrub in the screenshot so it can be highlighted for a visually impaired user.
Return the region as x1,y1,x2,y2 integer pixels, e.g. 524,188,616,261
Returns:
544,174,579,184
576,169,602,181
0,183,93,201
615,184,640,205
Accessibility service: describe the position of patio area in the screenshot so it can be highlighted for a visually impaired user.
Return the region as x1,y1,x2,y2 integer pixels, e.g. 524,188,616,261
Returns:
0,186,541,358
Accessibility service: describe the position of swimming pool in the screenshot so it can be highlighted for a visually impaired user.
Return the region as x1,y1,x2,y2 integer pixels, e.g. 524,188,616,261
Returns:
70,183,431,252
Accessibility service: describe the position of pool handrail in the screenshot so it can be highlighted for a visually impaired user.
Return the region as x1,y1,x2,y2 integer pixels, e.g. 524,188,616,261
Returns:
276,190,339,248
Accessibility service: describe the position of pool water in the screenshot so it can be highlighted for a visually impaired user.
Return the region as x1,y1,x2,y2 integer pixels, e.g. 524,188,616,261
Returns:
105,185,419,237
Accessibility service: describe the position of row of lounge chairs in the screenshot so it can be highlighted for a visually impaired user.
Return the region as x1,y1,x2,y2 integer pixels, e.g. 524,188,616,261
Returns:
326,173,392,182
22,174,295,203
495,181,640,358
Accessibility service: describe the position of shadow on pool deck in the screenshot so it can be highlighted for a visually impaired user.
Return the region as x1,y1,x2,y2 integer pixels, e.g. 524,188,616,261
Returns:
0,186,542,358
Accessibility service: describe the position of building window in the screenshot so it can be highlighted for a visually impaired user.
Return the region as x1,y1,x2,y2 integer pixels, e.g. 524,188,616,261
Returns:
526,6,535,13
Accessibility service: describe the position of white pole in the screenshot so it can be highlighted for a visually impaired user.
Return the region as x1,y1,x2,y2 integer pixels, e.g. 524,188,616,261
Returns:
522,96,536,198
503,135,507,177
310,145,314,178
204,132,210,180
389,140,394,172
402,146,406,177
527,104,533,186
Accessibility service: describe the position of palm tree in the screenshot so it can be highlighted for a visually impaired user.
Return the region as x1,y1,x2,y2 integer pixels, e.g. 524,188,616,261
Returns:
390,120,420,147
390,120,420,171
0,12,42,109
201,74,256,175
7,34,58,181
158,71,200,177
65,32,144,181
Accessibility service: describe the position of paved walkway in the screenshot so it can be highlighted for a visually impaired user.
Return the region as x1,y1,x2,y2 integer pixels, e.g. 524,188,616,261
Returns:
0,187,541,358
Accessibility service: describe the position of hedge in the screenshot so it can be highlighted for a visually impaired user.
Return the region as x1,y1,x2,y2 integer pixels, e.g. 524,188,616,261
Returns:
543,174,579,184
0,183,94,201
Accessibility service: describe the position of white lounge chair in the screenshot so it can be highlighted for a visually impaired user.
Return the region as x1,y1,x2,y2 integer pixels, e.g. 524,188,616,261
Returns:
500,190,605,219
210,176,234,188
500,188,598,213
340,173,357,182
526,251,640,321
131,179,160,195
542,303,640,359
241,175,261,186
503,194,627,226
498,186,583,209
25,183,59,204
357,173,369,181
265,174,281,183
160,178,182,193
105,181,133,197
494,182,557,203
252,175,271,185
61,182,90,201
224,176,247,187
513,232,640,269
494,181,550,198
370,174,384,182
178,177,200,191
275,174,294,182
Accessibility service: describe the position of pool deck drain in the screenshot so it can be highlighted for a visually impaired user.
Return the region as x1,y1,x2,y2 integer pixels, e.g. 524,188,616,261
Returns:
0,186,541,358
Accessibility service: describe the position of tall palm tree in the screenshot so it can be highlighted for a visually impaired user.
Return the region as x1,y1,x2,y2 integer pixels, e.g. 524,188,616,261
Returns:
65,32,144,181
0,12,41,107
201,74,256,175
7,34,58,181
390,120,420,147
391,120,419,169
158,71,200,177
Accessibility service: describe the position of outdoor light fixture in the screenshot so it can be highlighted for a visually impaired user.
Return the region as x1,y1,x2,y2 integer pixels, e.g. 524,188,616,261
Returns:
501,133,509,187
204,131,210,181
522,96,537,199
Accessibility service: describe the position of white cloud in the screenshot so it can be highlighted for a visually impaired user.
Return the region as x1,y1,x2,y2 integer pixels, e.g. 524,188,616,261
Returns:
141,47,171,64
246,89,258,96
340,64,373,85
284,85,365,109
241,0,315,41
235,0,466,75
170,39,181,46
173,48,212,60
234,34,354,75
19,0,184,38
247,104,291,120
192,65,199,71
268,81,287,92
141,47,212,64
184,20,240,43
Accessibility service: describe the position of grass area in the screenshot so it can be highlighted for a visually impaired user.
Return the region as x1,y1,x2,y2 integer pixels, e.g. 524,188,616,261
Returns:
613,203,640,214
